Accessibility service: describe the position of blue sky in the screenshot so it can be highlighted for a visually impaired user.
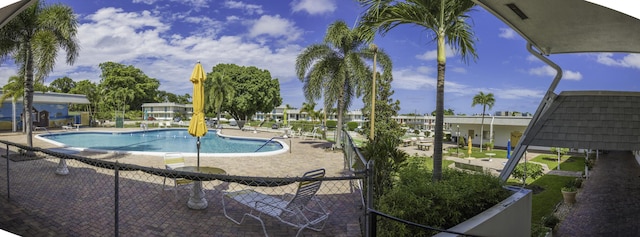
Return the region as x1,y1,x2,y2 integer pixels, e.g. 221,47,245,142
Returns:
2,0,639,115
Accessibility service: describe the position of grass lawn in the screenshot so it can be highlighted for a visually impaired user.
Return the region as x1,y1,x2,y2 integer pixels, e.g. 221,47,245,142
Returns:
447,146,510,159
531,154,585,171
525,175,577,222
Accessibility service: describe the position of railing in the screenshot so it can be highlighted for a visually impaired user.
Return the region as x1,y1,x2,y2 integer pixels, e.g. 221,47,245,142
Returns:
0,139,365,236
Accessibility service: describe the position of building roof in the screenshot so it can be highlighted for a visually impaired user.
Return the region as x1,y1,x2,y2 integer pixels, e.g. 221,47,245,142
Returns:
1,92,90,104
473,0,640,54
522,91,640,150
445,116,531,127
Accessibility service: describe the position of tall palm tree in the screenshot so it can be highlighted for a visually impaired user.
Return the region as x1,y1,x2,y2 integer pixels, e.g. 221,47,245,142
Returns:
0,0,79,147
472,91,495,152
207,71,235,126
300,101,316,125
296,20,391,149
359,0,478,181
1,75,25,132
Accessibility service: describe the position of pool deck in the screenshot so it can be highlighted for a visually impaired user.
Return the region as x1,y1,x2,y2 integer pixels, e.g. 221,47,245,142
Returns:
8,126,345,177
0,126,358,236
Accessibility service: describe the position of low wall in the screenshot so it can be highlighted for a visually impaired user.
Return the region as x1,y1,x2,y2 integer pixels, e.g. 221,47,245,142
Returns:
435,186,532,237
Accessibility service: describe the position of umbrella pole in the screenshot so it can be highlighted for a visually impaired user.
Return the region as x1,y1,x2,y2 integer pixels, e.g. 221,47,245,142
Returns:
197,137,201,168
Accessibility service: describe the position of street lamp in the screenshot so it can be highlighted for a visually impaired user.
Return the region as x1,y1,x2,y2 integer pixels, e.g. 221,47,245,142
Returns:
456,125,460,155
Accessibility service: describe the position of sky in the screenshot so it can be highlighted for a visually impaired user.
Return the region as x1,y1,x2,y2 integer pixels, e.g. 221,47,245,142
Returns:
1,0,639,115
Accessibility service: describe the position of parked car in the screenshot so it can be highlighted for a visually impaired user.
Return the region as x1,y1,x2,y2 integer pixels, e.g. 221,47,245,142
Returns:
271,123,279,129
229,119,237,126
147,116,156,121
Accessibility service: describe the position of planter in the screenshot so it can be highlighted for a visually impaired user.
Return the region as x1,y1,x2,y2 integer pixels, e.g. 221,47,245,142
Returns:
435,187,532,237
561,190,577,204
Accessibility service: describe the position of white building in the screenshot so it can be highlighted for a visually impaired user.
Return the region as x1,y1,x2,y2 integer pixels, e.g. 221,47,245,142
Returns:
445,116,532,148
142,103,192,121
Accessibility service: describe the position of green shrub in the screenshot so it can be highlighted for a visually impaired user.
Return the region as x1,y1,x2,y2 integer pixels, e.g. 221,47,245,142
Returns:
325,120,337,128
550,147,569,155
346,121,358,131
377,168,511,236
424,130,431,137
444,133,452,141
541,214,559,228
511,162,544,185
483,142,494,150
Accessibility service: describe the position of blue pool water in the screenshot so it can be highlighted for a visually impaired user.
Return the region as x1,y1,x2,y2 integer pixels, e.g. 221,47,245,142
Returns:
37,129,285,156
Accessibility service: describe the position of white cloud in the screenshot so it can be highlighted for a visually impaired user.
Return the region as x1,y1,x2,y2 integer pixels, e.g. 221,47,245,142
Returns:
47,7,302,96
415,47,456,61
291,0,336,15
391,66,467,93
224,0,264,15
0,66,18,86
528,65,582,81
498,28,517,39
596,53,640,69
495,88,544,99
132,0,159,4
248,15,302,42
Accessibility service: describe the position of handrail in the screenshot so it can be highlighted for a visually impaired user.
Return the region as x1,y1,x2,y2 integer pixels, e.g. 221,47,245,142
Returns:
254,136,284,152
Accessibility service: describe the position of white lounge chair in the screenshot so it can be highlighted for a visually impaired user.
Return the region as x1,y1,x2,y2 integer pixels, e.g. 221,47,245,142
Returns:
302,127,319,140
222,168,329,237
162,153,192,198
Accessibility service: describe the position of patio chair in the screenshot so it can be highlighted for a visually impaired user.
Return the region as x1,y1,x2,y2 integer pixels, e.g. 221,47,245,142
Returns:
302,127,318,140
222,168,329,237
163,153,192,198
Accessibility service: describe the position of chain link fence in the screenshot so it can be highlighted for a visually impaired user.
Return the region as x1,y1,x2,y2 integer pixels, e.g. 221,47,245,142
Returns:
0,139,367,236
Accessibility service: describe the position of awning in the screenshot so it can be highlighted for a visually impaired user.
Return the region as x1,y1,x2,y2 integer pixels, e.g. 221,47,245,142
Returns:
0,0,36,29
473,0,640,54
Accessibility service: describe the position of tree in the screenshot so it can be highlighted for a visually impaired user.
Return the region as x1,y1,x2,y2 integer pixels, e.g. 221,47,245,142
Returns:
206,71,235,126
69,80,98,119
97,62,160,118
49,76,76,93
360,70,407,199
431,108,455,116
360,0,478,181
0,0,79,147
208,63,281,129
472,91,495,152
1,75,25,132
296,20,392,149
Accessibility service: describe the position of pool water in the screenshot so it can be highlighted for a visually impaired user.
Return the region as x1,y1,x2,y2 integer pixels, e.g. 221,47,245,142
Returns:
38,129,285,156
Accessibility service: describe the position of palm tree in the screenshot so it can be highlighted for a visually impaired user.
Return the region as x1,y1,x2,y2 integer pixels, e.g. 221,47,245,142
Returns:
0,1,79,147
207,71,235,127
300,101,316,127
296,20,391,149
1,75,25,132
359,0,478,181
472,91,495,152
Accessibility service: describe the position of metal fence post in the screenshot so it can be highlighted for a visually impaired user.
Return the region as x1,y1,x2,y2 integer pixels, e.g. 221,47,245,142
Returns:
114,162,119,237
366,160,375,237
5,144,9,200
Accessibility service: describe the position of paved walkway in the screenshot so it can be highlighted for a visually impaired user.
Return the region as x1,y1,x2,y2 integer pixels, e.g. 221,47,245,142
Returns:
0,127,359,236
556,151,640,236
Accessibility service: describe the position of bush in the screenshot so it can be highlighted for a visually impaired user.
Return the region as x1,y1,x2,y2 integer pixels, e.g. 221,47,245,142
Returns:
483,142,494,150
511,162,544,185
377,168,511,236
346,121,358,131
325,120,337,128
444,133,452,141
424,130,431,137
541,214,560,228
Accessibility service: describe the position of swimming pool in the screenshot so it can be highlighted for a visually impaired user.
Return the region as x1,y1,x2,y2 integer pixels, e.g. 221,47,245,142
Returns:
36,129,287,157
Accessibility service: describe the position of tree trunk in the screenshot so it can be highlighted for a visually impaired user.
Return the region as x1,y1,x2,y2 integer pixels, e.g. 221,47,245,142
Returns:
432,31,447,182
480,106,485,152
24,44,34,148
335,87,345,149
